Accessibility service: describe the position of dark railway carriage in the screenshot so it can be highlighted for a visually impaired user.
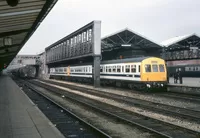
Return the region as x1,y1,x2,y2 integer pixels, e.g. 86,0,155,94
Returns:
11,65,37,78
167,59,200,77
50,57,168,91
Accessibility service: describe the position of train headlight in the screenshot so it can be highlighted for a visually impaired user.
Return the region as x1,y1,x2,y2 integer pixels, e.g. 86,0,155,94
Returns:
146,84,151,88
161,84,163,87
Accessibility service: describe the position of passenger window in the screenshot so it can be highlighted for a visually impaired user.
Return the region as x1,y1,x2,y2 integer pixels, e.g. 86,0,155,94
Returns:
122,66,124,72
131,65,136,73
109,67,112,72
117,66,121,72
113,66,116,72
126,65,130,73
100,66,103,72
159,64,165,72
152,64,158,72
138,65,140,72
145,64,151,72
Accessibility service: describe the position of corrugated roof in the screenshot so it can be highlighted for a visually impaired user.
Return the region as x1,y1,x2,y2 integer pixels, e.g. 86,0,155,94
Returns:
160,33,197,47
0,0,58,70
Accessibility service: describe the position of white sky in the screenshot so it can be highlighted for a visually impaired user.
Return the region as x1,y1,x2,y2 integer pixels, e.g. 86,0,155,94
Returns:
19,0,200,54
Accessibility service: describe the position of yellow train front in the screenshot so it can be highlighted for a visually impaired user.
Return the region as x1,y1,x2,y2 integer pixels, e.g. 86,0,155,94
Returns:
140,57,167,91
49,56,168,92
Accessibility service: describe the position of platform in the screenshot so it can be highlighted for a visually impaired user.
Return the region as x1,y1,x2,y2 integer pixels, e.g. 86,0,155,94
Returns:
0,75,65,138
168,77,200,87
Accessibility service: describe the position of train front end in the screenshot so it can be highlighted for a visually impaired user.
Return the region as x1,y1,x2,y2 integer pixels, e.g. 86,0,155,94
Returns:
141,57,167,91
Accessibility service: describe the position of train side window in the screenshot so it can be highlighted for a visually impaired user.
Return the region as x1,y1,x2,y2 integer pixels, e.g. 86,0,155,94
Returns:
64,68,67,72
126,65,130,73
159,64,165,72
138,65,140,72
106,66,109,72
152,64,158,72
131,65,136,73
117,66,121,72
109,66,112,72
122,66,124,72
145,64,151,72
113,66,116,72
100,66,103,72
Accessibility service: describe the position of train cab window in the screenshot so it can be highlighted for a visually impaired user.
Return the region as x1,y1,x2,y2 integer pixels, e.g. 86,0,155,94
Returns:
138,65,140,72
113,66,116,72
152,64,158,72
145,64,151,72
125,65,130,73
131,65,136,73
117,66,121,72
159,64,165,72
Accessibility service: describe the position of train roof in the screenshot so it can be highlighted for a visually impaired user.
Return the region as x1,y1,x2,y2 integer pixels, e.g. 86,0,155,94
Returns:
101,56,151,64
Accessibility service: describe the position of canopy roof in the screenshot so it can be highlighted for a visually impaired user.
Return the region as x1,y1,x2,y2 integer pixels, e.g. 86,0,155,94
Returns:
161,33,200,48
101,28,161,51
0,0,58,70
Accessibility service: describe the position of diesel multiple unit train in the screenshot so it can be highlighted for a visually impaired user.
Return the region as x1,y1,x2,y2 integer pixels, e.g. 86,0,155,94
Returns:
49,57,167,90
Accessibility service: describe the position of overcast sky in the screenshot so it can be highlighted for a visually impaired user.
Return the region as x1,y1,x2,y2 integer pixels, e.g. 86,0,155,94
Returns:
19,0,200,55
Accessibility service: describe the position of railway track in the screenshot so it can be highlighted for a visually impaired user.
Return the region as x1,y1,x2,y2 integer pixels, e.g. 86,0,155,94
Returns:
157,92,200,104
15,79,111,138
36,79,200,123
29,79,200,138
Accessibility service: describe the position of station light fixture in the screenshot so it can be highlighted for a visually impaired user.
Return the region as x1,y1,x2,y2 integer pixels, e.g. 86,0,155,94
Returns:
6,0,20,7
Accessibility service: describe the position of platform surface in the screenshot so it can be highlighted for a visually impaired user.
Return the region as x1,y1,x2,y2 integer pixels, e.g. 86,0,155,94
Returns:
168,77,200,87
0,75,65,138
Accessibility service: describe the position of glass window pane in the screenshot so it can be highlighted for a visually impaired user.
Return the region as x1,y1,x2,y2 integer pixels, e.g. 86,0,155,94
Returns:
145,64,151,72
113,66,116,72
126,65,130,73
117,66,121,72
131,65,136,73
159,64,165,72
138,65,140,72
152,64,158,72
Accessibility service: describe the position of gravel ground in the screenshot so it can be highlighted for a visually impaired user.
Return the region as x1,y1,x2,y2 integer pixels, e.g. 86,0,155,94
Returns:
37,80,200,132
44,79,200,110
30,84,153,138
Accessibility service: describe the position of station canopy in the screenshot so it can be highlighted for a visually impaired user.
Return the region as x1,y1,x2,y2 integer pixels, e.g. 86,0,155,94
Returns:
161,33,200,50
0,0,58,70
101,28,161,52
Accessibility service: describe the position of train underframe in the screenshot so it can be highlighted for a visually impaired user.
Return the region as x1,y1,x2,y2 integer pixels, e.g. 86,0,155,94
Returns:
50,75,167,92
